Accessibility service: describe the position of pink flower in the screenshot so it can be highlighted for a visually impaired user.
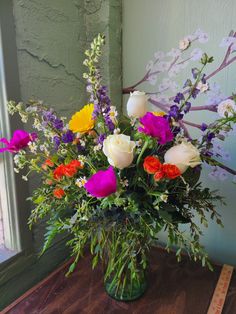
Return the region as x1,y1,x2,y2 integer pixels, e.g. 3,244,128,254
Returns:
138,112,173,145
0,130,37,153
84,166,117,198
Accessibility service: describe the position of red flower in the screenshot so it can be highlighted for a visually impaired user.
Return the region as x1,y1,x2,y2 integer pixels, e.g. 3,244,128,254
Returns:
162,164,181,179
53,160,83,180
143,156,162,174
154,170,165,181
53,188,65,199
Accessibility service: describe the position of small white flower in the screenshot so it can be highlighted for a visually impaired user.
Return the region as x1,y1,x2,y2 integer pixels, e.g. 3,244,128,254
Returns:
196,81,209,93
191,48,203,61
77,155,86,165
217,99,236,117
80,140,86,147
93,143,102,152
167,48,181,58
179,37,190,50
76,177,87,188
160,194,168,203
120,178,129,187
22,175,28,181
28,141,37,154
109,106,118,124
220,36,236,48
113,128,120,134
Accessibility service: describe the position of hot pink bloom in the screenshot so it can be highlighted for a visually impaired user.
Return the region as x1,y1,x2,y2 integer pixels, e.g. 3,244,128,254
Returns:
0,130,37,153
138,112,173,145
84,166,117,198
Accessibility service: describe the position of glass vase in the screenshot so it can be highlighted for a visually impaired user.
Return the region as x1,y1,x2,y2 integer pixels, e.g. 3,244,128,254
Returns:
103,249,148,301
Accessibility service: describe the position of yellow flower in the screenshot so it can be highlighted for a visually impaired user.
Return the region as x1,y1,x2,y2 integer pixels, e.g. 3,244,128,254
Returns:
152,111,166,117
69,104,95,133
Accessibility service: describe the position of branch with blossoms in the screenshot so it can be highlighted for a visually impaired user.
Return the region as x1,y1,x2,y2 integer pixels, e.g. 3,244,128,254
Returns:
123,29,236,179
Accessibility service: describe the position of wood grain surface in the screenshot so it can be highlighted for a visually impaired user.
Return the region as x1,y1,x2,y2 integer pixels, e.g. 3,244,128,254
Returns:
2,248,236,314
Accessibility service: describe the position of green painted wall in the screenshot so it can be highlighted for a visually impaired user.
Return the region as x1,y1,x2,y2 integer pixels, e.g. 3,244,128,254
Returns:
123,0,236,266
0,0,122,309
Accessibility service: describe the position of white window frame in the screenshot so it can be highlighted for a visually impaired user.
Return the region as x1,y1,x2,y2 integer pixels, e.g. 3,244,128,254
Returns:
0,35,21,252
0,0,32,256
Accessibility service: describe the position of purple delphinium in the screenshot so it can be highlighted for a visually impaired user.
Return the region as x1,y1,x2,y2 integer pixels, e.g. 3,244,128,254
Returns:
207,132,215,142
192,68,199,79
62,130,74,143
168,105,184,121
42,110,63,131
183,101,191,113
53,136,61,150
174,92,185,104
201,123,208,132
98,133,106,145
191,87,200,99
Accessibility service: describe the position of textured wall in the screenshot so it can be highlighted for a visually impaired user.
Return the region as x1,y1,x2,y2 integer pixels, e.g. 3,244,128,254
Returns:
123,0,236,266
0,0,122,309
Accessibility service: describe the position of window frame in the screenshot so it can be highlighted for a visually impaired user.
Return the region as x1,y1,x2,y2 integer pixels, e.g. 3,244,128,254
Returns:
0,0,32,256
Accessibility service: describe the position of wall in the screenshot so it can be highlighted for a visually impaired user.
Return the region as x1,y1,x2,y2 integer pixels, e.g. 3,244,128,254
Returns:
123,0,236,266
0,0,122,309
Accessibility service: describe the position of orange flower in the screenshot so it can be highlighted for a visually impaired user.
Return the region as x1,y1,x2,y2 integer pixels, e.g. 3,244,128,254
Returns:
45,179,54,185
154,170,165,181
143,156,162,174
42,159,54,170
162,164,181,179
53,188,65,199
53,160,83,180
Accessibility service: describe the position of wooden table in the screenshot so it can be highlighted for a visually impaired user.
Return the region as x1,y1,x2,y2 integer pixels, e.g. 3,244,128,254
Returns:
3,248,236,314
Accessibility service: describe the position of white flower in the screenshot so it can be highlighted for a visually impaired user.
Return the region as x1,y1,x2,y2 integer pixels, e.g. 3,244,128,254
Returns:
217,99,236,117
103,134,136,169
220,36,236,48
93,144,102,152
164,142,201,174
28,141,37,154
196,81,209,93
191,48,203,61
126,91,148,118
22,175,28,181
160,194,168,203
109,106,118,124
120,178,129,187
113,128,120,134
167,48,181,58
179,37,190,50
76,177,87,188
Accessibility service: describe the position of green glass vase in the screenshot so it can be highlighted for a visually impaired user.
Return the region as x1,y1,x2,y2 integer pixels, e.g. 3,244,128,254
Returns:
104,270,147,301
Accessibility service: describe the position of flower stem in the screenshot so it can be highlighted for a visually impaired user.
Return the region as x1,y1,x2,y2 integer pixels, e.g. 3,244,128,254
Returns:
136,140,149,166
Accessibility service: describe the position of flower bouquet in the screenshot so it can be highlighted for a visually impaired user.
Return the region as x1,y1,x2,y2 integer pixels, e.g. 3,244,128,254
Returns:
2,32,236,301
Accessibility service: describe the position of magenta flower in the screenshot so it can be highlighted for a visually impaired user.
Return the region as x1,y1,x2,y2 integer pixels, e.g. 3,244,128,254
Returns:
0,130,37,153
84,166,117,198
138,112,173,145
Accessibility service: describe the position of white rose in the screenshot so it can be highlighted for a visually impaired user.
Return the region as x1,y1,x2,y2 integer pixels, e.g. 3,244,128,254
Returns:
179,37,190,50
217,99,236,117
126,91,148,118
164,142,201,174
103,134,136,170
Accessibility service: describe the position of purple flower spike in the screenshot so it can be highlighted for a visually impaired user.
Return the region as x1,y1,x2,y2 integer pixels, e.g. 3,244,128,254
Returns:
201,123,208,132
0,130,37,153
139,112,173,145
174,92,185,104
62,130,74,143
85,166,117,198
184,102,191,113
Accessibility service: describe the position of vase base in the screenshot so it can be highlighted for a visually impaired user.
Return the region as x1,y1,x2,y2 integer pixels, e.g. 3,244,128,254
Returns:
104,280,147,302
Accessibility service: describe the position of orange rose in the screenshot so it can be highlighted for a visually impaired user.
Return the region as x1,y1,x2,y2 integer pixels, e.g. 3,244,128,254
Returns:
154,170,165,181
143,156,162,174
53,188,65,199
162,164,181,179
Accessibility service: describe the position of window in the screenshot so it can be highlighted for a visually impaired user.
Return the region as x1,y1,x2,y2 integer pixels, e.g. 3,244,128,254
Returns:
0,0,32,262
